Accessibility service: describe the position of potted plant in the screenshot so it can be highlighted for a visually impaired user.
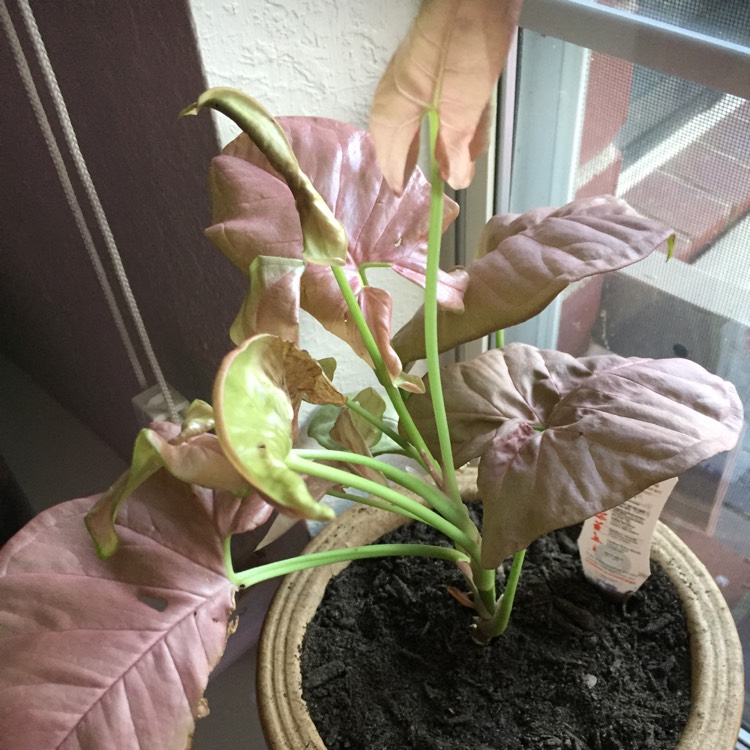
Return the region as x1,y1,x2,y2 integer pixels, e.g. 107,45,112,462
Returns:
0,1,744,748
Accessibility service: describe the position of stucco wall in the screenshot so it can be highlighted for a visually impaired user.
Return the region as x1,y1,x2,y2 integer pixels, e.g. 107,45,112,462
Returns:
188,0,426,391
189,1,418,142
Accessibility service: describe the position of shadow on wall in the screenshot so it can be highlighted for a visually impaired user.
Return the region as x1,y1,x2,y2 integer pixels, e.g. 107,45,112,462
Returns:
0,456,34,547
0,0,245,459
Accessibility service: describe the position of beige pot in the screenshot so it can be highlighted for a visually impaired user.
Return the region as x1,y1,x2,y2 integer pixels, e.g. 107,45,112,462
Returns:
257,473,744,749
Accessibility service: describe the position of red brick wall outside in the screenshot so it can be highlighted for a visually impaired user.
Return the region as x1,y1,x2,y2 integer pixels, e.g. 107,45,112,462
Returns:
561,53,633,355
622,102,750,262
563,50,750,353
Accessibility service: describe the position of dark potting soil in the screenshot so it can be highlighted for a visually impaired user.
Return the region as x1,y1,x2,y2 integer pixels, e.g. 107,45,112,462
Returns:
300,518,691,750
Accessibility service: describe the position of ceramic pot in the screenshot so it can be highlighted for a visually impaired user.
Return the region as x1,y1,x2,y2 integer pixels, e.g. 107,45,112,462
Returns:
257,472,744,749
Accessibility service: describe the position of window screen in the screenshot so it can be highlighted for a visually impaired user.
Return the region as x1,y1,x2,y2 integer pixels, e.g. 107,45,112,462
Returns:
599,0,750,46
513,27,750,720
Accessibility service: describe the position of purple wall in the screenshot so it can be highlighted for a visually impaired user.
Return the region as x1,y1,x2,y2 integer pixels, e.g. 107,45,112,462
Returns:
1,0,245,457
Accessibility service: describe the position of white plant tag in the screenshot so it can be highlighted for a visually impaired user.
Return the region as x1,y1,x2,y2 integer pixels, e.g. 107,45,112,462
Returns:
578,478,679,599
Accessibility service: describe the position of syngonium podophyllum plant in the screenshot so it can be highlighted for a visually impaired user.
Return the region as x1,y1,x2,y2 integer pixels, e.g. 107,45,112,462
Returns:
0,2,744,747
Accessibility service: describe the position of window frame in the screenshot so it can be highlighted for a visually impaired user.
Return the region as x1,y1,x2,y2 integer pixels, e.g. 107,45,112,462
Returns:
458,0,750,350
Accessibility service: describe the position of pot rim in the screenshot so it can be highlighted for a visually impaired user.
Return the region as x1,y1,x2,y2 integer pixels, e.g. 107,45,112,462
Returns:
651,522,744,748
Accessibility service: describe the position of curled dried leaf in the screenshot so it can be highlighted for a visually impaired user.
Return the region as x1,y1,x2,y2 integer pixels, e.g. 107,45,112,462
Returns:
184,87,347,265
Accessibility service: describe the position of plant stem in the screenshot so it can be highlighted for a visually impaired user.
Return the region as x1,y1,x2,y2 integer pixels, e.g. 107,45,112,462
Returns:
424,108,460,504
328,489,423,523
286,452,481,563
344,398,404,447
473,566,498,617
358,261,391,286
476,548,527,642
330,264,438,471
344,397,426,468
418,111,499,617
229,543,470,588
296,451,495,610
293,448,463,525
223,534,236,579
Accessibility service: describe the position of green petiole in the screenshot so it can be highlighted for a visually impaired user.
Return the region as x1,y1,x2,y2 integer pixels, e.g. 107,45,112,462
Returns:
474,548,527,643
223,534,235,583
344,397,427,469
327,489,424,523
286,452,481,564
423,108,461,505
330,264,440,475
292,447,467,529
227,543,470,589
358,261,391,286
495,549,527,636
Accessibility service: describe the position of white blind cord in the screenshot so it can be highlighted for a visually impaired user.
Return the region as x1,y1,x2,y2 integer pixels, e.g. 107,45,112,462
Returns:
0,2,147,389
1,0,180,423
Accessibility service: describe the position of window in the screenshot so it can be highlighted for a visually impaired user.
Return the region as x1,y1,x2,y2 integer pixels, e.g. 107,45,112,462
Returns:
480,0,750,724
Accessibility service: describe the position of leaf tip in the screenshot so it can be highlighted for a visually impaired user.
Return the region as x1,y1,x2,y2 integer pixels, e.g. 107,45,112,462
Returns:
84,510,119,560
666,234,676,261
179,101,201,119
315,504,336,523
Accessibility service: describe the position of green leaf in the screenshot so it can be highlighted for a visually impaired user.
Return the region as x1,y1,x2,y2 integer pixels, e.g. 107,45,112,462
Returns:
84,431,165,558
666,233,676,261
307,403,345,451
183,87,348,266
317,357,337,382
176,399,215,440
214,335,342,520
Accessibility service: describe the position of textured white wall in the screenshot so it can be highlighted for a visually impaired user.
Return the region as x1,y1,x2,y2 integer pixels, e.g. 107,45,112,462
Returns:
190,0,419,144
188,0,425,391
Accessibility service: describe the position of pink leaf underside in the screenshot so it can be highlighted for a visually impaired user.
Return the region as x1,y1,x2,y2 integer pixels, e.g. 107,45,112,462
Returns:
369,0,522,193
406,343,744,568
150,421,282,532
149,421,250,494
0,471,272,749
392,196,674,364
232,257,303,344
204,116,462,389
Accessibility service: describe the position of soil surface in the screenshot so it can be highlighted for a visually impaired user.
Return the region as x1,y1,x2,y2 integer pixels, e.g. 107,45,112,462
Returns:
301,518,691,750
